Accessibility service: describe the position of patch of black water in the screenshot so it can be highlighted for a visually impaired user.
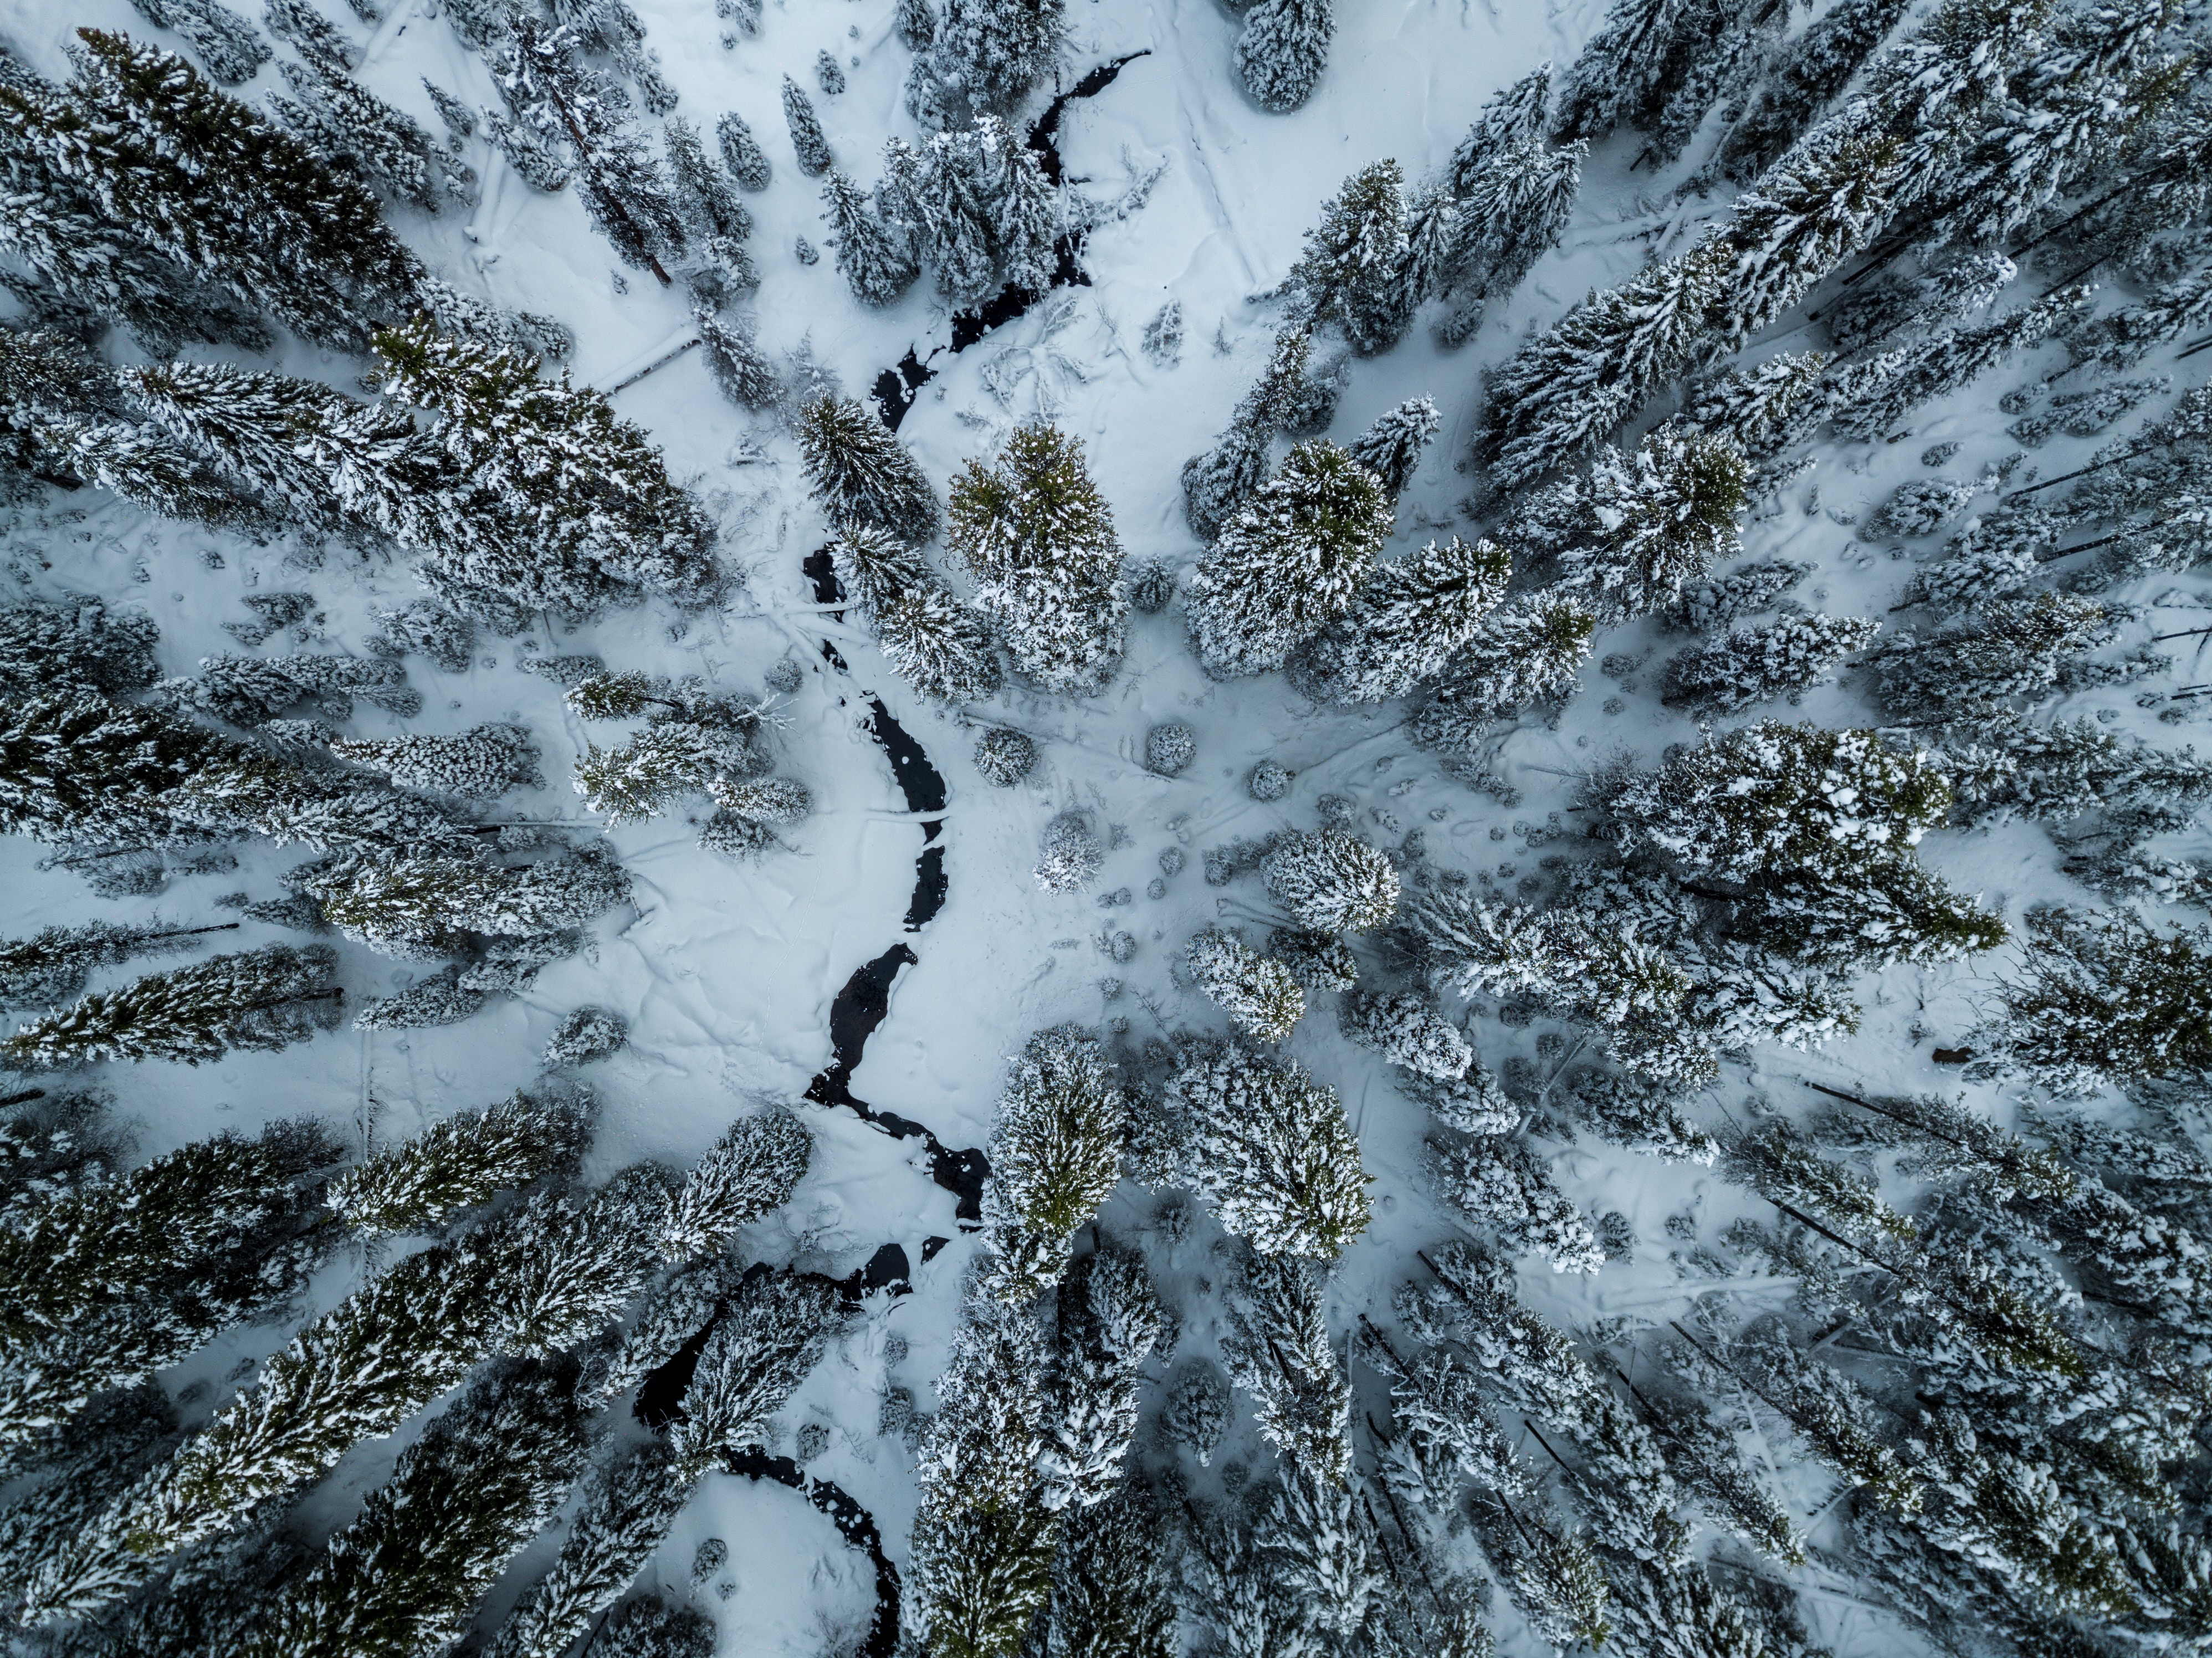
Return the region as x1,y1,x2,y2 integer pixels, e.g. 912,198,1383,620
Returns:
728,1447,902,1658
866,52,1152,428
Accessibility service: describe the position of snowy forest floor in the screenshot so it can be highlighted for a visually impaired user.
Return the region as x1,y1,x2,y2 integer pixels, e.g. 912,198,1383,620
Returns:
2,0,2208,1650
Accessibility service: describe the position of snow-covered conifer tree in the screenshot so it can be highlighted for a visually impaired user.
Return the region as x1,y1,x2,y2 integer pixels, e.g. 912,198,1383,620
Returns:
947,422,1126,697
1263,828,1399,932
1165,1039,1368,1258
544,1006,628,1066
669,1271,844,1473
922,0,1062,117
1412,593,1596,754
1186,927,1306,1042
1479,243,1728,488
487,1441,690,1658
1714,118,1902,348
980,1026,1127,1301
1186,441,1392,679
1870,591,2117,718
271,51,446,214
0,596,160,702
1267,927,1358,992
0,917,239,1010
303,847,633,957
716,110,770,189
1338,990,1472,1079
1452,132,1584,303
1525,427,1749,621
694,309,782,409
1430,1135,1604,1272
796,395,940,544
1040,1487,1174,1658
1346,396,1440,494
664,114,757,293
1,944,341,1068
1660,613,1882,713
822,169,918,305
782,76,832,174
1565,1070,1718,1164
1289,161,1410,354
329,724,540,797
326,1089,589,1235
1719,0,1913,176
1037,1243,1161,1508
1235,0,1332,112
1303,535,1510,703
1221,1251,1350,1479
1981,908,2212,1094
1180,329,1310,539
1829,284,2091,442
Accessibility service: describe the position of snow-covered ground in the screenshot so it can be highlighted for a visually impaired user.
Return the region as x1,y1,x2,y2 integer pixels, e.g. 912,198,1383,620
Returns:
3,0,2208,1648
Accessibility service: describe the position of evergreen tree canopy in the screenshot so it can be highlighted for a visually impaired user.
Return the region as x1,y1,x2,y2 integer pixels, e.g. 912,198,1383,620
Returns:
796,395,941,544
1166,1040,1369,1258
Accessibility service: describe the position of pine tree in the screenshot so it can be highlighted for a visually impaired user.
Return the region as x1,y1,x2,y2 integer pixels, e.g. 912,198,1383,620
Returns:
1660,613,1882,713
1235,0,1333,113
782,76,832,175
120,360,373,531
2,32,421,349
716,110,770,189
0,1119,341,1444
1037,1243,1161,1508
980,1027,1127,1302
1339,990,1472,1079
1,944,341,1068
1479,242,1729,489
1303,535,1510,704
1829,284,2090,442
948,422,1126,697
238,1357,592,1658
1870,591,2116,718
910,1497,1060,1658
796,395,941,543
1411,593,1596,754
0,917,240,1010
1719,0,1914,176
328,724,540,797
691,308,779,410
326,1089,589,1236
1714,117,1902,348
668,1270,843,1473
1676,351,1829,461
1984,907,2212,1094
822,169,918,305
1263,828,1400,932
272,51,445,214
1524,427,1750,621
1221,1251,1351,1480
1165,1038,1369,1258
1186,927,1306,1042
1160,1358,1231,1466
664,114,756,291
1040,1487,1174,1658
301,848,632,956
1430,1135,1605,1272
1565,1069,1718,1164
1267,926,1358,991
1180,328,1310,540
1611,721,1952,886
1346,396,1440,494
1290,161,1411,355
924,0,1063,116
1186,440,1392,679
1452,134,1584,302
897,0,936,48
1556,0,1725,141
487,1442,689,1658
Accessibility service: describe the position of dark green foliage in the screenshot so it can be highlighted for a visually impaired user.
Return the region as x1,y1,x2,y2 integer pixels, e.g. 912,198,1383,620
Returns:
1,943,342,1068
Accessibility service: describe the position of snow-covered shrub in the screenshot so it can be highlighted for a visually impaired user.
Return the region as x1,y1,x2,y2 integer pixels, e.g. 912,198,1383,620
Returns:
1145,722,1196,776
1035,814,1103,892
1187,928,1305,1042
1127,559,1176,613
1338,990,1471,1079
699,810,777,861
1862,478,1980,541
1264,830,1400,932
545,1007,628,1067
1268,927,1357,991
1248,758,1293,801
974,728,1036,786
710,775,811,824
1401,1065,1518,1135
1160,1358,1230,1465
330,724,541,797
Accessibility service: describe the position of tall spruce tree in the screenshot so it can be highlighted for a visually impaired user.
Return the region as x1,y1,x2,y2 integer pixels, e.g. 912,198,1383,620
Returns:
1165,1040,1368,1258
1235,0,1333,112
946,422,1127,697
1302,535,1511,704
1,944,342,1068
1186,440,1394,679
1289,161,1411,355
796,395,940,543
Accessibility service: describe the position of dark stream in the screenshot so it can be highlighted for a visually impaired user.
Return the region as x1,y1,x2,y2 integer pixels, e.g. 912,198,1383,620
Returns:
869,52,1152,431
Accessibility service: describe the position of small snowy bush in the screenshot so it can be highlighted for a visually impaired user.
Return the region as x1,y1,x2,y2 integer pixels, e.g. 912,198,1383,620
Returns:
545,1006,628,1067
1145,722,1197,776
1128,559,1176,613
1035,814,1103,892
974,728,1036,787
1161,1358,1229,1464
1248,758,1292,801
